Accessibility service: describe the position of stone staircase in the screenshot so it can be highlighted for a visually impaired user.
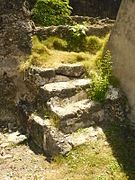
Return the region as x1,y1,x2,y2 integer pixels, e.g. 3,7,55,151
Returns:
20,63,127,157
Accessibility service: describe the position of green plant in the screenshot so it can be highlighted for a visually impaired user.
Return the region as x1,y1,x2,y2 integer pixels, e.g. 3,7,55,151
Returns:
67,24,88,52
86,36,103,54
32,0,72,26
96,50,112,78
89,73,110,102
88,50,112,102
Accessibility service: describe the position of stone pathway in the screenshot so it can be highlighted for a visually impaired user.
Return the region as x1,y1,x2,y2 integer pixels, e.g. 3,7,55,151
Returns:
19,63,127,157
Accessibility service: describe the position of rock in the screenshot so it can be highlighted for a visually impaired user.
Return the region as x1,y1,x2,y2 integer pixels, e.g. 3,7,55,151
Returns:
7,131,27,145
29,66,56,79
40,79,91,101
44,127,72,156
56,63,85,77
28,114,72,156
0,142,10,148
34,23,113,40
104,86,129,121
28,114,48,149
54,75,70,83
47,98,101,133
47,90,88,106
66,127,100,147
106,85,120,100
0,154,13,160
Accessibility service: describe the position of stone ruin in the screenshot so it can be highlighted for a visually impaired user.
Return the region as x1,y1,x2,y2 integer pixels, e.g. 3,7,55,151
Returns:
0,0,131,157
0,0,32,129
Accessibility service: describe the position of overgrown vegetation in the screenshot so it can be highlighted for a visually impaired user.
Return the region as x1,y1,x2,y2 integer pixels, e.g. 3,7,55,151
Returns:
20,31,112,102
32,0,72,26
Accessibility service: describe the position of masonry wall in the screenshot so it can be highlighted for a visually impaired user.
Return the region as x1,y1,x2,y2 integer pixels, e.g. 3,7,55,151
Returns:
108,0,135,126
0,0,32,128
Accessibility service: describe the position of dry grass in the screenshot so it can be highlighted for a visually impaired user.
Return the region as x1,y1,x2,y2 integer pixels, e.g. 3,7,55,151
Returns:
19,34,109,72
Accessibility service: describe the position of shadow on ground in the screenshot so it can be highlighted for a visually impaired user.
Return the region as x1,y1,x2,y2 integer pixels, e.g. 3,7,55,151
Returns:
101,121,135,180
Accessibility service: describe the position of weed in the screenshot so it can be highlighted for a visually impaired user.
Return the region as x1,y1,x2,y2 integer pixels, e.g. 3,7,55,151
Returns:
88,72,110,102
87,35,113,102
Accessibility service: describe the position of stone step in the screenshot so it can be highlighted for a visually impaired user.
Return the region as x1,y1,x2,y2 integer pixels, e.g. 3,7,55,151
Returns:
29,66,56,79
47,98,103,134
39,78,91,101
29,63,85,79
27,114,104,157
27,114,72,157
55,63,85,77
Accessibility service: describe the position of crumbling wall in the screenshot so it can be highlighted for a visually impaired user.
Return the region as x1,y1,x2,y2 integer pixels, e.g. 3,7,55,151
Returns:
108,0,135,127
70,0,121,19
0,0,32,129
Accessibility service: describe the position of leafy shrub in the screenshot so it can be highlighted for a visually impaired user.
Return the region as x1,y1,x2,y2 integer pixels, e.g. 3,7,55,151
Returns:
88,50,112,102
67,24,88,52
32,0,72,26
42,36,67,50
86,36,103,54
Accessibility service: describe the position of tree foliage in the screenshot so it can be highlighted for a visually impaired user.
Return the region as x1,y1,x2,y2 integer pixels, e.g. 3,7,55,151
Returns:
32,0,72,26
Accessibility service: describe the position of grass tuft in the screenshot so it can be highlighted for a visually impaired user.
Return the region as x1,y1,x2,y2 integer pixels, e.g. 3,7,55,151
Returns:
42,36,67,50
86,36,103,54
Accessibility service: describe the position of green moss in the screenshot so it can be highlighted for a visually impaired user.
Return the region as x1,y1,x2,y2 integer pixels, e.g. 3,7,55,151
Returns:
42,36,67,50
86,36,103,54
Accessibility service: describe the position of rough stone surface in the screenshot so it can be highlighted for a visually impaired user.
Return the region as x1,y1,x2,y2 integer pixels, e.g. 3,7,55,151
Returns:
40,79,91,101
0,0,32,127
104,86,129,122
29,66,56,79
71,16,115,25
7,131,27,145
47,98,101,133
66,127,104,147
34,24,113,40
28,114,72,156
19,82,128,156
44,127,72,156
56,63,85,77
108,0,135,127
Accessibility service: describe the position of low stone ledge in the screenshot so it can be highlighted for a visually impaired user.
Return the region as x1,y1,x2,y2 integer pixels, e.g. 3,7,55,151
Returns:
34,24,113,40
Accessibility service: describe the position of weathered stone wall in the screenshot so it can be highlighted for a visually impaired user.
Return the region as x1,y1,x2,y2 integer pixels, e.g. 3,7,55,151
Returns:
108,0,135,127
70,0,121,19
0,0,32,129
